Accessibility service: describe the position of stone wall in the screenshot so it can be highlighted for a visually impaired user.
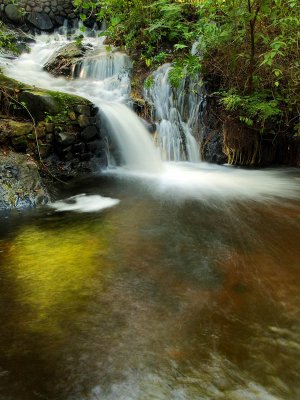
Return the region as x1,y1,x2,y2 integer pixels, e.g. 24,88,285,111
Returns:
0,72,105,181
0,0,78,30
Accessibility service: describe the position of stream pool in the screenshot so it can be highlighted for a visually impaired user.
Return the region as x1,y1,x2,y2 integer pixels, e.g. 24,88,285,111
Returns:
0,164,299,400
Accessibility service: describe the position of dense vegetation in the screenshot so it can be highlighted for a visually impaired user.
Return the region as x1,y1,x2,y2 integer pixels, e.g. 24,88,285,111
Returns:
74,0,299,138
0,22,22,55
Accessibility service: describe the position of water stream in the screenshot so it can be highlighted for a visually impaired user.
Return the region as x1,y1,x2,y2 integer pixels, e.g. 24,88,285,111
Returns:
0,25,300,400
145,63,204,162
3,24,162,172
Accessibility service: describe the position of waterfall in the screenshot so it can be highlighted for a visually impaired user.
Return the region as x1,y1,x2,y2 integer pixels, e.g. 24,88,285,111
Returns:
73,51,132,81
3,24,162,172
145,63,205,163
100,103,162,172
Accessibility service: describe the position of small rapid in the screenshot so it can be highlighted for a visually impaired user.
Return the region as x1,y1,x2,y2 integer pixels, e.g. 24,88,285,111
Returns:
3,23,162,173
2,23,299,203
145,63,204,163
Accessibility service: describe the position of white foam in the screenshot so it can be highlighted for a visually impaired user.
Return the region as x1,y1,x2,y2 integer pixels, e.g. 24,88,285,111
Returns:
49,194,120,213
104,162,300,202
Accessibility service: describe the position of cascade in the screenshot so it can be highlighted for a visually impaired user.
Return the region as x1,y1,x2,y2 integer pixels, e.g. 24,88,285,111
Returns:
73,50,132,82
3,24,162,172
145,63,205,163
100,103,162,172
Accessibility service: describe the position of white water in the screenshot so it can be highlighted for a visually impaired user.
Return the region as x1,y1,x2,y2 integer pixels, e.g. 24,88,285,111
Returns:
145,63,204,162
49,194,120,213
74,50,131,81
104,163,300,202
100,103,162,172
2,25,300,203
3,23,162,173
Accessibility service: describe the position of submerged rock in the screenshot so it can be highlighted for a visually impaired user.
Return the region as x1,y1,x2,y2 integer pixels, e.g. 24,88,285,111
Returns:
0,151,50,210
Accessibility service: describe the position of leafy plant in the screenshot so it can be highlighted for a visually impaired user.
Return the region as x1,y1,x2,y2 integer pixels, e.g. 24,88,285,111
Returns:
72,0,299,135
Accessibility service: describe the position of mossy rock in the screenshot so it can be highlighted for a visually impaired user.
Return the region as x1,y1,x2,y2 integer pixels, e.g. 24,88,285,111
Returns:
5,4,24,24
19,91,60,120
7,120,34,136
0,72,92,121
0,119,33,147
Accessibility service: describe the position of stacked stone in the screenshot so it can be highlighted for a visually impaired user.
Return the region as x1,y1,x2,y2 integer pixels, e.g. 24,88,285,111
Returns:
1,91,103,163
23,0,75,18
0,0,79,30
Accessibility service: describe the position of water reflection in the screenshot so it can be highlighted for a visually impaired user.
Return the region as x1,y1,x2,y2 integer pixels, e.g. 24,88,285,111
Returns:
0,175,299,400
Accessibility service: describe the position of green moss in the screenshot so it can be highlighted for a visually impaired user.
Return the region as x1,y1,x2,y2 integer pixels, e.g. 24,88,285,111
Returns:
0,71,30,91
48,90,90,110
9,120,34,136
0,72,90,112
0,72,92,128
0,22,24,56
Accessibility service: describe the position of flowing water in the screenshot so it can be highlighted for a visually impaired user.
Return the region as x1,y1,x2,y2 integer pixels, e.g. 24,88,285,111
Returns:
145,63,204,162
0,26,300,400
3,24,161,172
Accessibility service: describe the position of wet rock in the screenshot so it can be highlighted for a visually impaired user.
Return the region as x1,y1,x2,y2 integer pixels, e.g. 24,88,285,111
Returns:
78,114,93,128
11,135,28,151
202,130,227,164
56,132,77,147
19,91,59,120
73,142,85,153
5,4,23,24
81,126,98,142
0,120,32,151
62,147,73,161
45,122,55,133
53,15,64,27
27,12,53,31
36,123,47,138
141,119,156,134
86,140,100,154
76,104,91,116
39,143,53,158
0,119,33,138
68,111,76,121
80,152,92,161
43,42,92,77
0,151,50,210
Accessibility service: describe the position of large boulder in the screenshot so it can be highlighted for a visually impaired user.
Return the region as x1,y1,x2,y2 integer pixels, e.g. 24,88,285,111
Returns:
44,42,92,77
4,4,23,24
0,151,50,210
27,12,53,31
19,91,60,120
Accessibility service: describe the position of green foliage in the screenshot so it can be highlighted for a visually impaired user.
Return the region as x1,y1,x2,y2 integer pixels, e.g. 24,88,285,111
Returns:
72,0,299,135
168,64,185,89
221,91,282,128
74,0,196,64
194,0,299,133
144,76,154,90
0,23,21,55
169,55,201,88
